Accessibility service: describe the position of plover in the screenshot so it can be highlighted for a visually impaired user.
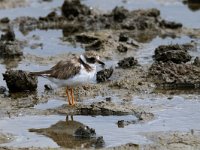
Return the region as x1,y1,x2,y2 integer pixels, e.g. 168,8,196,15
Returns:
31,52,105,106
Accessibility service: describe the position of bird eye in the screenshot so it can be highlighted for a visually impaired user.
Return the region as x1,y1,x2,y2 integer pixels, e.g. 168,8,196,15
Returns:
86,57,96,63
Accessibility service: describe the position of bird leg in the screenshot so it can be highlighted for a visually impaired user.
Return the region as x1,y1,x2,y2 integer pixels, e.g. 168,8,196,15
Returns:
66,87,72,105
70,88,75,105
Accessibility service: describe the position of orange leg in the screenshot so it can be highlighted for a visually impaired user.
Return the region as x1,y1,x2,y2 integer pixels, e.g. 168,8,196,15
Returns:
66,87,72,105
70,88,75,106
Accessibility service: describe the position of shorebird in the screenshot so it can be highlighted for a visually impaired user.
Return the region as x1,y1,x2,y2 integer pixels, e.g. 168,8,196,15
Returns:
31,52,105,106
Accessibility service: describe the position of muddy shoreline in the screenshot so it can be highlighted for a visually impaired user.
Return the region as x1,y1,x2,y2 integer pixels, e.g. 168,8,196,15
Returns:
0,0,200,149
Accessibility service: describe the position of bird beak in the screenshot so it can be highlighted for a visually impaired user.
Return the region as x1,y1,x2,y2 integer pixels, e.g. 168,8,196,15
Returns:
97,60,105,68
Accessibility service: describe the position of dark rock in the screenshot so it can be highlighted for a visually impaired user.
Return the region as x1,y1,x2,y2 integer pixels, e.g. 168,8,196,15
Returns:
85,39,103,51
154,44,192,63
96,67,113,83
117,119,137,128
111,6,129,22
62,24,84,37
46,11,57,18
30,43,43,49
145,8,160,17
74,126,96,138
44,84,53,91
135,111,154,121
193,57,200,67
119,33,129,42
95,136,105,148
61,0,91,19
0,86,7,94
148,61,200,87
0,28,15,41
183,0,200,11
0,17,10,23
121,9,160,30
117,120,125,128
3,70,37,92
105,97,112,102
76,34,99,44
39,11,58,21
160,20,182,29
79,101,132,116
117,44,128,53
118,57,138,69
0,41,23,58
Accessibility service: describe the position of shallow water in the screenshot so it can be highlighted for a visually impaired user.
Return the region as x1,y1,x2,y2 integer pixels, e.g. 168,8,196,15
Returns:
1,96,200,148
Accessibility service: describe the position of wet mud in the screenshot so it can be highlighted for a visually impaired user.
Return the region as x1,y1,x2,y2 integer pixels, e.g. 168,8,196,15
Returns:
0,0,200,149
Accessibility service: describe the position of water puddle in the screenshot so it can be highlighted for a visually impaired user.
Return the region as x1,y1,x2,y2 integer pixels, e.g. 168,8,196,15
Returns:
0,115,141,148
0,96,200,148
133,96,200,132
34,99,66,110
19,29,83,57
0,0,64,19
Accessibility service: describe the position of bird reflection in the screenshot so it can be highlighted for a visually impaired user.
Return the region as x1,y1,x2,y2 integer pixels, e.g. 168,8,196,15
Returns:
29,115,98,149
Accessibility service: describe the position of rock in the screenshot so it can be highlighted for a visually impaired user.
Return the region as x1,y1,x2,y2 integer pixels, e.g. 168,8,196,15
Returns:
95,136,105,148
135,111,154,121
0,17,10,23
0,28,15,41
154,44,192,63
0,41,23,58
111,6,129,22
119,33,129,42
117,120,125,128
121,8,160,30
193,57,200,67
44,84,53,91
118,57,138,69
183,0,200,11
105,97,112,102
96,67,113,83
76,34,99,44
160,20,182,29
74,126,96,138
79,101,132,116
61,0,91,19
117,119,137,128
0,86,7,94
148,61,200,87
39,11,59,21
117,44,128,53
30,43,43,49
3,70,37,92
85,39,103,51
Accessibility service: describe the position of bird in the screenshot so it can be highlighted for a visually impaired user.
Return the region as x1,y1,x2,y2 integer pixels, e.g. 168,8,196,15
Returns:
30,51,105,106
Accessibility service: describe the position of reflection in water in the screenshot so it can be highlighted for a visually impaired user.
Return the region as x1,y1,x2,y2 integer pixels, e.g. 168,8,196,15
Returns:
183,0,200,11
29,116,101,149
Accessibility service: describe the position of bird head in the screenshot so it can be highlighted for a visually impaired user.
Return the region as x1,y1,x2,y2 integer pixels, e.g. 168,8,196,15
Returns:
81,51,105,68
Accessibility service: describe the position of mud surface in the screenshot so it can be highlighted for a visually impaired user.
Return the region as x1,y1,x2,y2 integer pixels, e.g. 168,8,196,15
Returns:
0,0,200,150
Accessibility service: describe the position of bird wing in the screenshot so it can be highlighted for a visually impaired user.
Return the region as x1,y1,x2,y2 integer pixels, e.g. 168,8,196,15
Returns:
31,57,81,80
48,57,81,80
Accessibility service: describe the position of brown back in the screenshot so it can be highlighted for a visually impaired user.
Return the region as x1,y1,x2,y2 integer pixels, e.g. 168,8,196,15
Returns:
49,57,81,80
